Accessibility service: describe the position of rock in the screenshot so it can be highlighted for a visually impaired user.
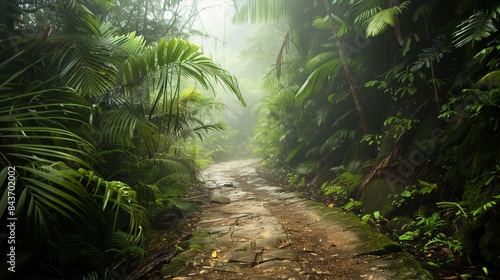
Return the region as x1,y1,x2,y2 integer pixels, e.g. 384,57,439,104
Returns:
210,195,231,204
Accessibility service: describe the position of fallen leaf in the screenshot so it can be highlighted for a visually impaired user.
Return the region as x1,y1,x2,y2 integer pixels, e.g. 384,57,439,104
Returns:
211,250,219,258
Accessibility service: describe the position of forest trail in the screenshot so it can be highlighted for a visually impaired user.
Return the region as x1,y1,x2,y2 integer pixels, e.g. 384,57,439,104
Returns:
162,159,431,279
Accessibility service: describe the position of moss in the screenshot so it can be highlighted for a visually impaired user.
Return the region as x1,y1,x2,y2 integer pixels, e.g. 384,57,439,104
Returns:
160,262,186,277
303,200,402,255
387,253,434,279
186,235,207,250
359,178,398,216
160,247,204,277
193,229,208,237
479,222,500,267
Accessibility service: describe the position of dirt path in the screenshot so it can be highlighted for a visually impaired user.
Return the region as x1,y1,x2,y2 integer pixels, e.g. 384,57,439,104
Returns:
161,160,431,279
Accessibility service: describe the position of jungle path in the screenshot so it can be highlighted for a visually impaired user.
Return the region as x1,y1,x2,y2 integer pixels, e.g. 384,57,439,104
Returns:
163,159,431,279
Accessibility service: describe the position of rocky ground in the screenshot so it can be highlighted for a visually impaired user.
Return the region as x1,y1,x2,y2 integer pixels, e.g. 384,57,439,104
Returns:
147,159,432,279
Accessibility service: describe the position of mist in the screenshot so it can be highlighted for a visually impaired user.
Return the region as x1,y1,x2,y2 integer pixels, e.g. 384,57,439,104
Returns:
185,0,284,161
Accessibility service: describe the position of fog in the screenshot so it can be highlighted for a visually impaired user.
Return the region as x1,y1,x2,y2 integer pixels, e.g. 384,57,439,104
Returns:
186,0,283,160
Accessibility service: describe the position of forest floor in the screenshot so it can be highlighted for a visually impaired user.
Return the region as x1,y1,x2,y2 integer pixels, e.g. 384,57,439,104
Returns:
137,159,432,279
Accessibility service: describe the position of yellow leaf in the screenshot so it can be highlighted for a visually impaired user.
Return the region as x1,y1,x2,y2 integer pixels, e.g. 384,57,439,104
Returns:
211,250,218,258
328,203,335,208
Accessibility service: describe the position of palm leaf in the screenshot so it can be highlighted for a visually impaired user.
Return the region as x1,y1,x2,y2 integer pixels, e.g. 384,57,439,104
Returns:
296,58,342,101
233,0,286,23
123,38,245,106
365,1,410,38
453,9,499,48
313,15,349,36
0,163,96,242
412,0,441,22
0,89,96,167
349,0,387,25
44,34,126,97
76,168,152,245
320,128,356,153
95,109,158,149
475,70,500,88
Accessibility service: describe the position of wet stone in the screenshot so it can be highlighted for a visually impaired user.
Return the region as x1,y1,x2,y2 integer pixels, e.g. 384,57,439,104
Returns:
166,159,431,280
210,196,231,204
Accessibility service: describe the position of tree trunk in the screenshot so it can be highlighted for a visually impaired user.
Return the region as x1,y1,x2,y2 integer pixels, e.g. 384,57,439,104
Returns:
323,0,370,135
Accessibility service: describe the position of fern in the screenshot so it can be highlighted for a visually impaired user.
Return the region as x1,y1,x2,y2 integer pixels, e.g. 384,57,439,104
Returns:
320,129,355,153
322,172,363,197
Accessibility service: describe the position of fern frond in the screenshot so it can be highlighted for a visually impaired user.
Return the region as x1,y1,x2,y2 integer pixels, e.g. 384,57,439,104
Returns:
320,129,356,153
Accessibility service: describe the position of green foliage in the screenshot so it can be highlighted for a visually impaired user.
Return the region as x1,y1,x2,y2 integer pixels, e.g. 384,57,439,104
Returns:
361,210,385,226
360,134,382,148
321,172,362,197
453,6,500,48
287,172,307,189
343,198,362,211
238,0,500,272
437,194,500,228
410,37,452,72
425,233,464,256
0,0,245,277
390,180,437,207
399,229,421,241
399,212,445,241
383,113,420,139
77,168,152,245
364,1,411,38
416,212,446,238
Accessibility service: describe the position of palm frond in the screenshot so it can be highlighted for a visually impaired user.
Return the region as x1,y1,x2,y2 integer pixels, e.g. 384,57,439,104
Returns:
453,9,499,48
76,168,152,245
123,38,245,108
191,122,227,141
95,109,158,149
44,31,142,97
349,0,387,26
365,1,410,38
312,15,349,36
320,128,356,153
233,0,286,23
413,0,441,22
53,0,102,35
0,89,96,167
296,58,342,101
0,163,96,242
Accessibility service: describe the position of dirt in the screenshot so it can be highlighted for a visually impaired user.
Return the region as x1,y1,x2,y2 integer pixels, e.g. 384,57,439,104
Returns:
136,160,431,279
240,166,380,278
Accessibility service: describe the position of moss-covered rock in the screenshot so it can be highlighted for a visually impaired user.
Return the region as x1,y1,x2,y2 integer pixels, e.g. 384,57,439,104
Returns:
479,221,500,267
359,178,399,216
160,230,209,277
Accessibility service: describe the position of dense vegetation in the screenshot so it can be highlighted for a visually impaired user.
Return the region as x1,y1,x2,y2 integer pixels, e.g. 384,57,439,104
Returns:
238,0,500,277
0,0,245,279
1,0,499,278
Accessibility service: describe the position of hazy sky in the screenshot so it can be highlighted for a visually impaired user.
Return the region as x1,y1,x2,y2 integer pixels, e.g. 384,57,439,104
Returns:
188,0,257,67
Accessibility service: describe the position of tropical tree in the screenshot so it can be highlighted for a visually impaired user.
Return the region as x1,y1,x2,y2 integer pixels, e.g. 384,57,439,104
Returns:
1,0,244,278
241,0,500,269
